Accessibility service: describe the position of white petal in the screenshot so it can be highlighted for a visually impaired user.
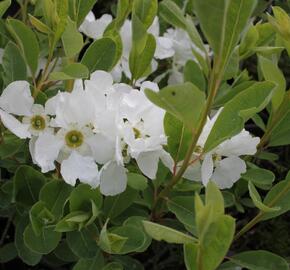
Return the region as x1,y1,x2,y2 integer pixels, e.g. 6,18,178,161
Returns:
148,17,160,37
183,161,201,181
201,154,214,186
140,81,159,93
0,81,33,116
155,37,175,60
212,156,247,189
0,109,30,139
86,134,115,164
159,150,175,172
136,151,160,179
34,133,63,173
61,151,100,187
29,136,37,164
217,130,260,156
100,161,127,196
168,70,183,85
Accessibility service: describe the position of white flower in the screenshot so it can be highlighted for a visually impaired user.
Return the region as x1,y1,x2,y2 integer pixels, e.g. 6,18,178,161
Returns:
116,81,169,179
183,110,260,189
112,17,174,83
0,81,50,139
79,12,112,39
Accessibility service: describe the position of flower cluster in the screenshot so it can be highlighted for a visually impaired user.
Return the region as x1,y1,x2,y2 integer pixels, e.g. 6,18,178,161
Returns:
0,14,260,196
0,74,169,196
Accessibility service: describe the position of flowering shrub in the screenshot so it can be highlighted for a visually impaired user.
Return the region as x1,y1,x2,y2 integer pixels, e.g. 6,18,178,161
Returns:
0,0,290,269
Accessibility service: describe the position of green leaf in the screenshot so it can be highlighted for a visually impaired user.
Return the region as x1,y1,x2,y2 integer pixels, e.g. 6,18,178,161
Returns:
13,166,46,207
28,14,52,34
24,224,61,254
164,113,192,161
50,63,89,80
193,0,257,70
29,201,55,235
62,17,83,57
54,241,78,262
103,262,124,270
132,0,157,29
110,225,147,254
70,184,102,212
2,41,27,86
0,0,11,17
145,82,206,129
127,173,148,191
7,19,39,76
104,187,137,219
74,0,98,26
0,243,17,263
184,60,206,91
129,32,156,80
67,224,100,258
167,196,196,234
15,217,42,266
73,252,105,270
142,221,197,244
204,81,275,152
269,107,290,146
0,134,25,159
248,181,280,213
242,168,275,190
199,215,235,270
39,179,73,219
259,55,286,110
220,250,289,270
184,243,199,270
206,181,224,219
262,172,290,220
81,37,117,72
159,0,186,29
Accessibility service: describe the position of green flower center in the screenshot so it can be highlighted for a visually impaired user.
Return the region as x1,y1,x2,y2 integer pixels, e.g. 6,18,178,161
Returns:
31,115,46,130
133,128,141,139
65,130,84,148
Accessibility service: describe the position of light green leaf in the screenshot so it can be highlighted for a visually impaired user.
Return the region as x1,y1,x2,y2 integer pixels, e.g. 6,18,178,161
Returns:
0,0,11,17
159,0,186,29
142,221,197,244
204,81,275,152
62,17,83,57
81,37,117,72
50,63,89,80
248,181,280,213
7,19,40,76
220,250,289,270
145,82,206,129
74,0,98,26
193,0,257,70
259,55,286,110
184,60,206,91
28,14,52,34
242,168,275,190
132,0,157,29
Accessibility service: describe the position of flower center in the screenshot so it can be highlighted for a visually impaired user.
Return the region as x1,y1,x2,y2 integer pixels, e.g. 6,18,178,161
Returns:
133,127,141,139
65,130,84,148
30,115,46,130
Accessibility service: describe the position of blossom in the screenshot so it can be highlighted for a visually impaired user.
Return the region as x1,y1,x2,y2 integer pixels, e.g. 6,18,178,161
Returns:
184,110,260,189
79,11,112,39
0,81,51,139
112,17,174,82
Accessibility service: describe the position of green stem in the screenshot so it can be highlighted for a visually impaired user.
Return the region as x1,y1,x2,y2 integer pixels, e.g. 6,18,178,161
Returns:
234,178,290,241
152,64,222,214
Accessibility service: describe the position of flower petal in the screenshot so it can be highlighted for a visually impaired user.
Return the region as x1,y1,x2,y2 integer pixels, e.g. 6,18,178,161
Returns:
201,153,214,186
0,81,33,116
0,109,30,139
217,129,260,156
34,133,63,173
100,161,127,196
86,134,115,164
212,156,247,189
136,150,160,179
61,151,100,187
